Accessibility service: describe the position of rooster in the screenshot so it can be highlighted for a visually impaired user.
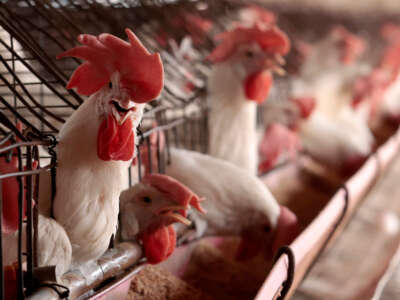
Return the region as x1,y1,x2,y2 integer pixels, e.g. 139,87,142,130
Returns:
207,22,290,174
119,173,205,264
49,29,163,267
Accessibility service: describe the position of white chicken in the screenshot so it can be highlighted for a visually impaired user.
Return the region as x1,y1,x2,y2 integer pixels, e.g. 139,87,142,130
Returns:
119,173,204,264
165,148,299,260
352,23,400,124
258,95,316,173
135,135,299,261
3,215,72,278
207,22,290,174
42,29,164,268
292,26,375,173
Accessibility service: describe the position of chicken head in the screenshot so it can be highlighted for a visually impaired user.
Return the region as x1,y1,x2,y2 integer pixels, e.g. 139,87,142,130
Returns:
120,173,205,264
57,28,163,162
208,24,290,103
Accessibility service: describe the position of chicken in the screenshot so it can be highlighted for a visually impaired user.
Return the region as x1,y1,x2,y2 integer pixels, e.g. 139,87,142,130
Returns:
352,23,400,124
47,29,163,268
207,23,290,174
1,127,70,299
300,111,373,174
295,25,368,117
165,148,299,260
257,96,315,173
3,214,72,277
291,26,374,173
3,214,72,300
136,128,298,260
258,123,301,174
119,173,204,264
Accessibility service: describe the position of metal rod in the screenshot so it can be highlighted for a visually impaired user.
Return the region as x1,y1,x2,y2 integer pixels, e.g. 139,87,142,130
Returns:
0,55,66,124
146,137,152,174
0,96,42,136
0,59,60,131
16,146,24,299
0,141,52,155
0,37,80,108
0,132,13,146
25,146,34,290
0,178,3,300
137,145,142,182
141,119,185,139
32,146,39,268
0,164,53,180
0,15,82,105
163,113,171,165
172,126,179,148
156,130,162,173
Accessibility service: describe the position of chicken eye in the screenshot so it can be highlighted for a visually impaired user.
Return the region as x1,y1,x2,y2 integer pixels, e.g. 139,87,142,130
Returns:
264,225,271,233
109,82,113,89
245,50,254,58
142,196,152,204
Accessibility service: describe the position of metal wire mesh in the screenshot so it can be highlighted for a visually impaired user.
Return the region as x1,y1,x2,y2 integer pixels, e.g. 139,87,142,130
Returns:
0,0,243,298
0,0,397,299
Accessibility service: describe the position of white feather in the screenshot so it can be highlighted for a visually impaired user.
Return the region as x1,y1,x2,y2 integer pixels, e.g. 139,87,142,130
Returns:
208,62,258,174
2,215,71,279
53,90,143,265
300,111,373,166
165,148,280,236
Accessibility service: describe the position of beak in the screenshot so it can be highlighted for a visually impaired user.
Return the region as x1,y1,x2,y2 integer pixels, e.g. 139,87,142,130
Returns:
155,205,192,226
110,99,136,125
262,54,286,76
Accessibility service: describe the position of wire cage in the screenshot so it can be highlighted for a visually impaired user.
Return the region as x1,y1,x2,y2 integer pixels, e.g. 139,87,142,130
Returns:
0,0,249,298
0,0,398,299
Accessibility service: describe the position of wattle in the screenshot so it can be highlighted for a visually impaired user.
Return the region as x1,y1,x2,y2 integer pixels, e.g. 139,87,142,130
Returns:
244,71,272,104
140,224,176,264
97,114,134,161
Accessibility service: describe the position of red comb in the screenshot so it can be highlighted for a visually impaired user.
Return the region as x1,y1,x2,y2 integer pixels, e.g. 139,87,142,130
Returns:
291,96,316,119
57,29,163,102
332,26,365,65
208,25,290,63
142,174,206,216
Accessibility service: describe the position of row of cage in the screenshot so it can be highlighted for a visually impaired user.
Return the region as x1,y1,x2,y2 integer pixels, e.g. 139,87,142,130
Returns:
0,0,399,298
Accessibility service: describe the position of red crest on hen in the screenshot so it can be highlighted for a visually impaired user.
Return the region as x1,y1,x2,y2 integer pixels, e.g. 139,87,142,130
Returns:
142,174,206,216
57,28,163,102
208,25,290,63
